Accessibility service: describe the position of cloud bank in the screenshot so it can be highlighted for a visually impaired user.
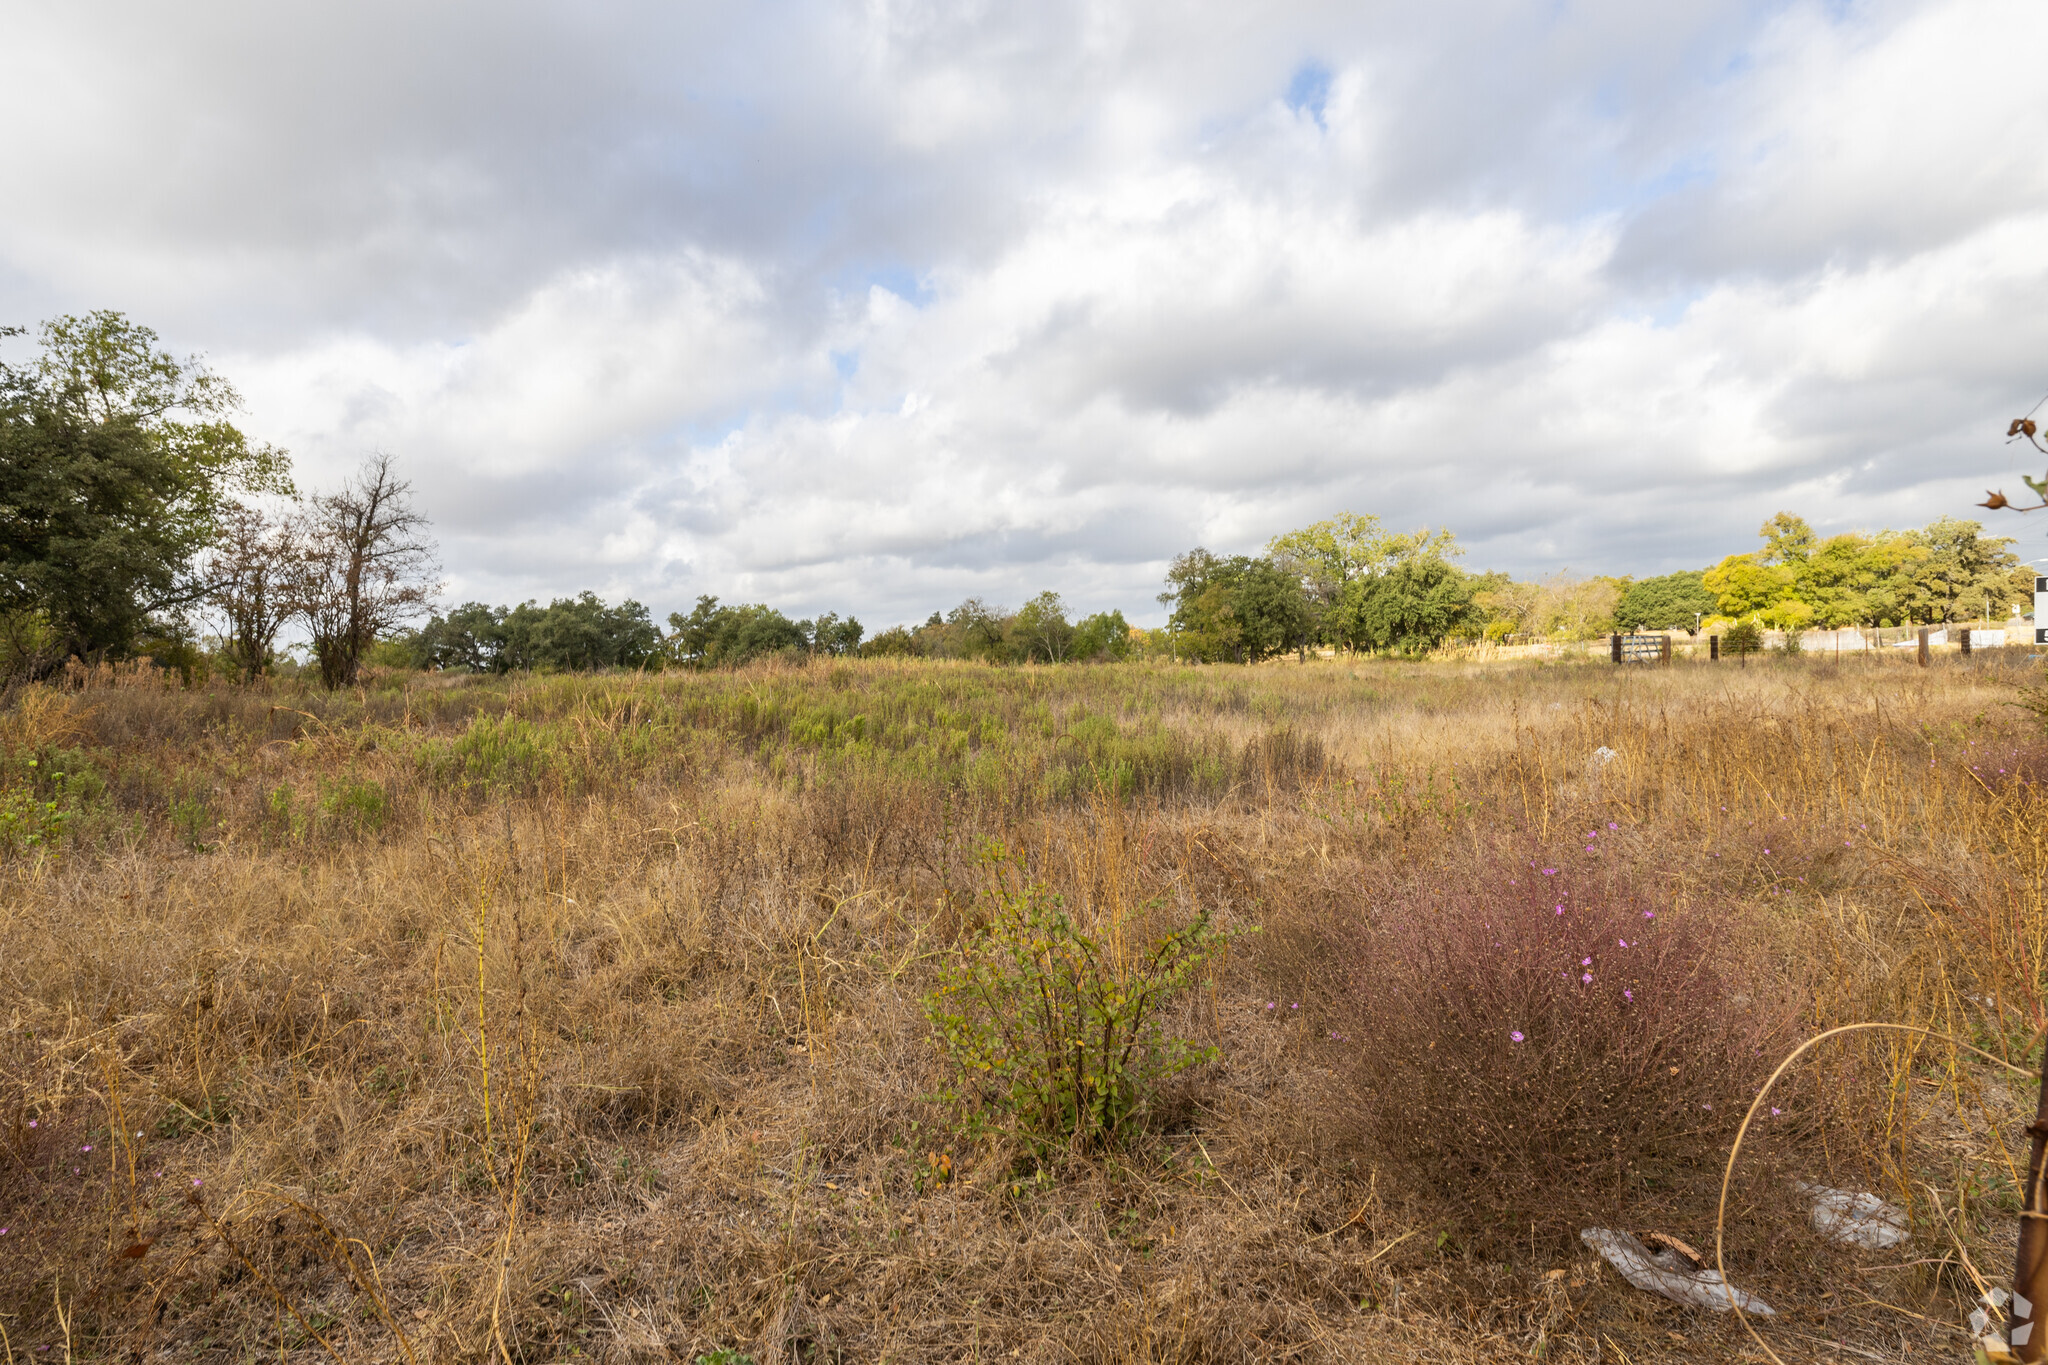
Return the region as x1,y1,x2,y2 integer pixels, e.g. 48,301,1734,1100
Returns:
4,0,2046,625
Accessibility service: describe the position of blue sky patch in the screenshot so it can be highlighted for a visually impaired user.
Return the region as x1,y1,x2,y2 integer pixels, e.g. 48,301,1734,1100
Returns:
1285,61,1332,127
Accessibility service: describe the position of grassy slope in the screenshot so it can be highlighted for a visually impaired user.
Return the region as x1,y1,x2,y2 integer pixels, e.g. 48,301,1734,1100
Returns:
2,651,2044,1362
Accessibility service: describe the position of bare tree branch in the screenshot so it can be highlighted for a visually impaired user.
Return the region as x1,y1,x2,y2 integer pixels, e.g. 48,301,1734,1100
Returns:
287,454,440,689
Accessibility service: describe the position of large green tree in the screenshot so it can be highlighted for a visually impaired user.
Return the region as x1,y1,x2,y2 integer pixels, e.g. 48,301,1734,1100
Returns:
665,596,812,667
1160,550,1310,663
1011,591,1075,662
1902,516,2029,623
0,313,290,665
1612,570,1718,632
1329,554,1479,653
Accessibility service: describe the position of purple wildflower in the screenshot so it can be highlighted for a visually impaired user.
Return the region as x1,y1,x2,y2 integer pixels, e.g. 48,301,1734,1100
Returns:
1510,1031,1525,1043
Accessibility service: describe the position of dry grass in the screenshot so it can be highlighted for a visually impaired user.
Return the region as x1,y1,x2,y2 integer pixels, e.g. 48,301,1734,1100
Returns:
2,649,2045,1362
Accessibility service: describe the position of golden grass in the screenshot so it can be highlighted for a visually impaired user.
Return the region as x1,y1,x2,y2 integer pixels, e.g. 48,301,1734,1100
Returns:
1,650,2045,1362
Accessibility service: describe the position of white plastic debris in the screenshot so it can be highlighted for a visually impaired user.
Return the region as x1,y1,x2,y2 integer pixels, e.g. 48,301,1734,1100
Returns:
1589,746,1618,767
1795,1181,1909,1249
1972,1287,2019,1361
1580,1228,1775,1315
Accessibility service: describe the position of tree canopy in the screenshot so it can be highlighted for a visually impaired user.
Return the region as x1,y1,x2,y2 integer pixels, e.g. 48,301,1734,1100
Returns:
0,313,291,664
413,592,660,673
1701,512,2028,628
1614,570,1718,632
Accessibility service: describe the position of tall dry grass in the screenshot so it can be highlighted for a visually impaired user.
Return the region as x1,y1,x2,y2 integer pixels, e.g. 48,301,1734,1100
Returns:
0,649,2042,1362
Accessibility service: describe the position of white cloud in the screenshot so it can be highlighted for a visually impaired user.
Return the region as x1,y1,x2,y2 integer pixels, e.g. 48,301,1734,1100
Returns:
5,0,2046,627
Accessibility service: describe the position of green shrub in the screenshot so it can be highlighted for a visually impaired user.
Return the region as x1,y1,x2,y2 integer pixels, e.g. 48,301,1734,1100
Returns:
169,793,213,852
924,853,1239,1151
0,758,70,852
1723,620,1763,656
320,777,390,836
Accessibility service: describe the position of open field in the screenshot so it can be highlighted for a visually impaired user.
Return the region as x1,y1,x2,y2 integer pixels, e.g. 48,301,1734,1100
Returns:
4,650,2047,1362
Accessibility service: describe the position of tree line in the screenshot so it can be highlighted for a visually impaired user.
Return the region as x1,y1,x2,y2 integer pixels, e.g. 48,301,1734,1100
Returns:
6,313,2032,686
1098,507,2031,662
392,508,2037,673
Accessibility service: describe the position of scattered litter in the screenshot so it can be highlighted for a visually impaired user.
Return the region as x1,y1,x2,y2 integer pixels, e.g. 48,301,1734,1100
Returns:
1579,1228,1775,1316
1971,1286,2019,1360
1589,746,1618,767
1796,1181,1909,1249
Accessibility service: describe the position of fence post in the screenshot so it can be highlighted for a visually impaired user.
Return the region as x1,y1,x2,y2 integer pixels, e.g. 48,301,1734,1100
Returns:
1961,627,1972,657
1709,634,1720,662
1660,634,1671,665
1610,633,1622,664
1918,627,1930,667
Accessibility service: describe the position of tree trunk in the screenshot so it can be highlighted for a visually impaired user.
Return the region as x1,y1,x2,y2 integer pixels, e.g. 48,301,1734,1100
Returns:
2012,1042,2048,1360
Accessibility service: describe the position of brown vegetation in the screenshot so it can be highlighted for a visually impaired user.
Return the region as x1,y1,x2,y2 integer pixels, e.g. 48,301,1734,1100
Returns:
2,651,2045,1361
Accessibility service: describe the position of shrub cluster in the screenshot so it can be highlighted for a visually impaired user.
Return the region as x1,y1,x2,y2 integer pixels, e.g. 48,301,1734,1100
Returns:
1325,847,1794,1243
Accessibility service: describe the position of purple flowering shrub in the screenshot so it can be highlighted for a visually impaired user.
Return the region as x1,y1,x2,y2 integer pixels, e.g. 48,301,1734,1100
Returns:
1327,850,1797,1240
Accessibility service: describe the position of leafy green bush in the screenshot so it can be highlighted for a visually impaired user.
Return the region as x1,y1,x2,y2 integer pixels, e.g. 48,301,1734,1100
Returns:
319,777,390,836
0,758,70,852
924,854,1239,1151
1723,619,1763,656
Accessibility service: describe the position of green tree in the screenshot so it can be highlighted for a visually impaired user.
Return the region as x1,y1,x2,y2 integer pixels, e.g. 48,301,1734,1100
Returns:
412,601,503,671
1159,550,1309,663
804,611,864,656
472,592,659,671
946,598,1013,662
1329,554,1478,654
1267,513,1461,649
1070,609,1132,662
1612,570,1717,633
1011,591,1075,662
1266,512,1391,641
860,624,919,658
1903,516,2026,623
0,314,291,667
1758,511,1816,566
1702,553,1796,620
665,596,810,668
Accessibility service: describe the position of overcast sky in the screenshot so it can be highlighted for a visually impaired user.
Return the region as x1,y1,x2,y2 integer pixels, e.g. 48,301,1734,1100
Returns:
5,0,2046,627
